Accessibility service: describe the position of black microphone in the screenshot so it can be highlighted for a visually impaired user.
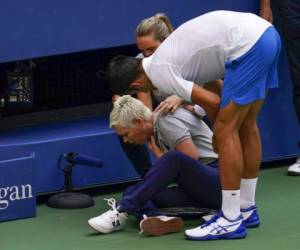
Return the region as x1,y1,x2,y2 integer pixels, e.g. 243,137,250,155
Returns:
64,152,103,168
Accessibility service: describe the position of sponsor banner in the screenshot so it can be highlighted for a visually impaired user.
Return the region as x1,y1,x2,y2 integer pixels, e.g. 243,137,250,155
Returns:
0,153,36,222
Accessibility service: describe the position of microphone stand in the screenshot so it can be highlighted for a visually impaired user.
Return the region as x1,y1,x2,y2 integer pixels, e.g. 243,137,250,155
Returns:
47,153,102,209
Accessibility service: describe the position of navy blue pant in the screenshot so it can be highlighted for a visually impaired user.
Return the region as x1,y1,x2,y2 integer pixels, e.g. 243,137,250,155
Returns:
118,136,152,177
278,0,300,126
118,151,221,218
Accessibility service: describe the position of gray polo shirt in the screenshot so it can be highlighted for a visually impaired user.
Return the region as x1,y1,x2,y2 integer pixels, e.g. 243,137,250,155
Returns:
154,107,218,164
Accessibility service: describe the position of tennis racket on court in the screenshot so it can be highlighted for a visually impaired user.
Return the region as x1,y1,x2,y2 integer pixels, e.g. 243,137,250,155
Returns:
155,207,217,219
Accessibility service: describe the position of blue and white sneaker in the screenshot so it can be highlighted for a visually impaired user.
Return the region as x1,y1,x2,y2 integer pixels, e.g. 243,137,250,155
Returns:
185,211,247,240
241,205,260,228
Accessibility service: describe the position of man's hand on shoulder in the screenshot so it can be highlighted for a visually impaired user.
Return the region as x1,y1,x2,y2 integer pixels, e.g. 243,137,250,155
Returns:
154,95,183,114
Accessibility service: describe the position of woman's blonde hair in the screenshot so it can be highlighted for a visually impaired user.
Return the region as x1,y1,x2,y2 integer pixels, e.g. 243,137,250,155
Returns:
136,13,173,42
109,95,152,128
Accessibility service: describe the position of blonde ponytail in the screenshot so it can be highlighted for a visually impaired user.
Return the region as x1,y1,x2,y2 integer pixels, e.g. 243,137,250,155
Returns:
136,13,173,42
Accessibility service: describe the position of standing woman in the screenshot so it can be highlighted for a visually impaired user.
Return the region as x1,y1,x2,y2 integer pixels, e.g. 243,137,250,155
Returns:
135,13,183,111
136,13,173,58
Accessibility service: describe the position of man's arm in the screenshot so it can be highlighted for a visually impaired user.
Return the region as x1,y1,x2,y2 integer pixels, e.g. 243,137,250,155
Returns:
149,64,220,120
203,79,223,97
191,84,220,122
137,91,153,111
260,0,273,23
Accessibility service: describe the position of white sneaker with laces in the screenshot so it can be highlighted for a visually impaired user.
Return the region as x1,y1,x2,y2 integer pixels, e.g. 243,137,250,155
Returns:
185,211,246,240
287,158,300,176
88,198,127,233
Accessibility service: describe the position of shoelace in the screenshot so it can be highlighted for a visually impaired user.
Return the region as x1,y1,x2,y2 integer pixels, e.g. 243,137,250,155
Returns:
104,198,120,227
200,212,242,235
200,213,220,228
104,198,117,210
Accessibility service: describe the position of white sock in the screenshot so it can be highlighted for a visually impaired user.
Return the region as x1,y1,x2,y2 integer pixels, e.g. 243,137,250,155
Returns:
240,178,258,209
221,190,240,220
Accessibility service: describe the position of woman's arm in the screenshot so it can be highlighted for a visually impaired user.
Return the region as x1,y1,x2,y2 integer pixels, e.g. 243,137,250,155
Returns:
137,91,153,111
